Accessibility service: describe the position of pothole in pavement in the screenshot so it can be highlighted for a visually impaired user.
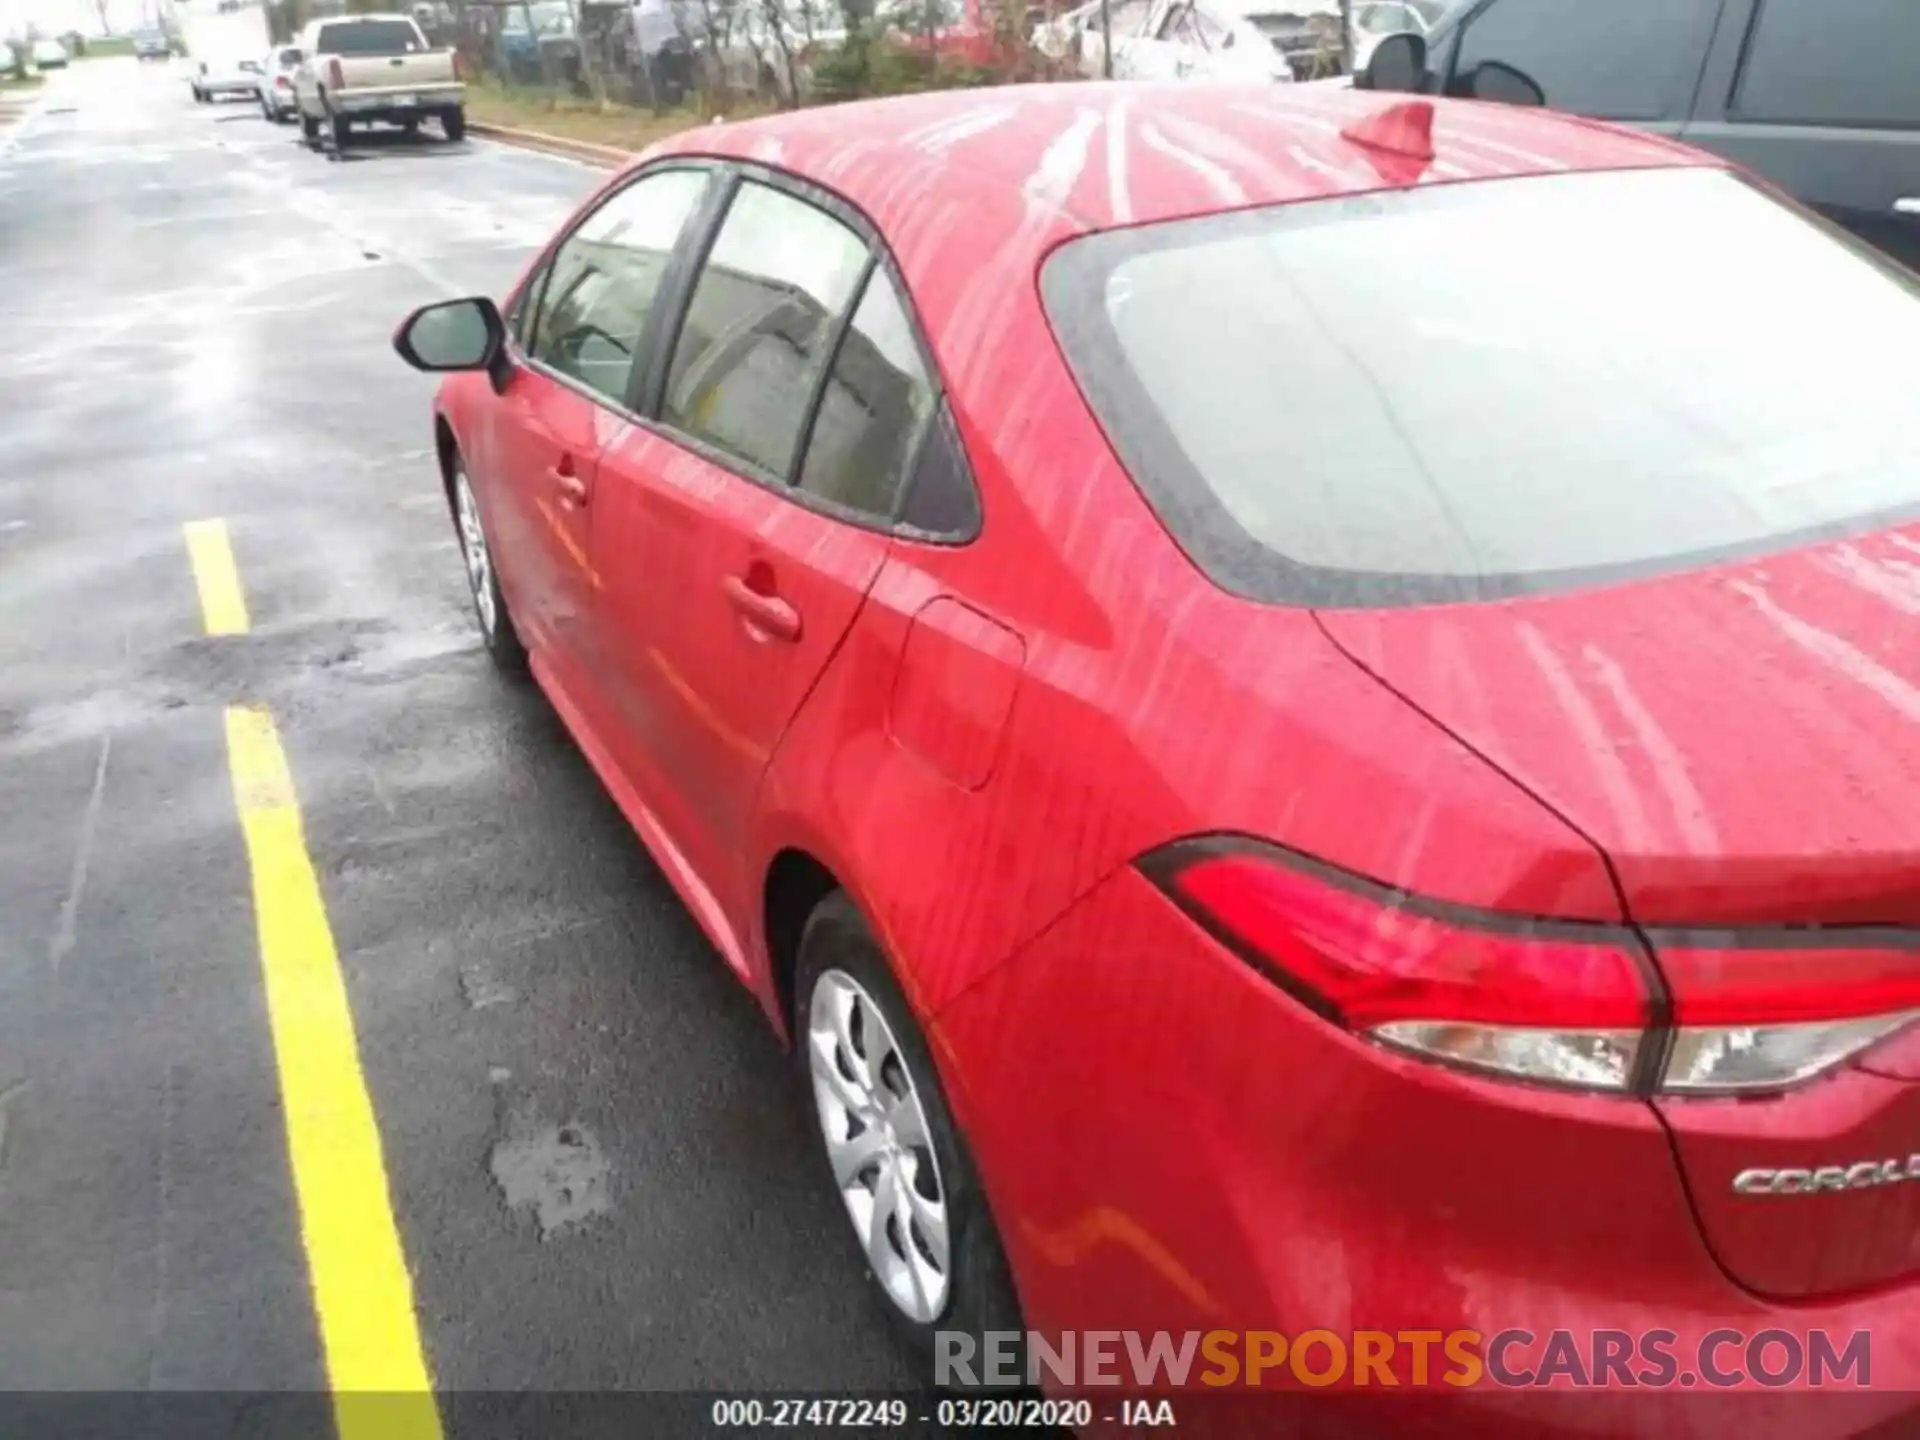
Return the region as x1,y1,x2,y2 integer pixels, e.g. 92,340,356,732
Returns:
487,1082,613,1242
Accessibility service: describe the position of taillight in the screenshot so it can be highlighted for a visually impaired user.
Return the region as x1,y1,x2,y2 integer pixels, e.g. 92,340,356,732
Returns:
1144,838,1920,1096
275,75,291,89
1655,940,1920,1093
326,57,345,89
451,49,464,80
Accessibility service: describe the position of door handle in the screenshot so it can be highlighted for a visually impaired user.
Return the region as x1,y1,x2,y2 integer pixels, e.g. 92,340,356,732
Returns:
1896,198,1920,217
548,454,589,507
721,575,802,643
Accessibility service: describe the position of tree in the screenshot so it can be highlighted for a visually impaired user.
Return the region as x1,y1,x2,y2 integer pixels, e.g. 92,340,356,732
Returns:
92,0,115,37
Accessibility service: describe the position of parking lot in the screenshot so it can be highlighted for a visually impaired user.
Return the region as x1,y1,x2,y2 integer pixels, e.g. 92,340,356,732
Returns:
0,53,917,1412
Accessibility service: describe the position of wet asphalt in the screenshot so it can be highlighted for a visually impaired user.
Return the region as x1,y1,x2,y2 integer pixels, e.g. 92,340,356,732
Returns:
0,53,918,1421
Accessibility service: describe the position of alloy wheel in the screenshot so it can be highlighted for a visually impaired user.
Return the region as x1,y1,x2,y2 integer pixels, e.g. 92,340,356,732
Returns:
807,968,952,1325
454,472,496,638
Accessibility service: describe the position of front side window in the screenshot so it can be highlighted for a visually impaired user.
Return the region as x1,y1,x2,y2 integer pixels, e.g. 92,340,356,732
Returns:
797,271,937,521
1042,167,1920,607
661,181,870,480
1732,0,1920,129
529,167,710,406
1449,0,1713,121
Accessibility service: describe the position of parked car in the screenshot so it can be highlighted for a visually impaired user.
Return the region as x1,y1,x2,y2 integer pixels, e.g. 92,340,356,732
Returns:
258,44,302,122
30,38,69,69
1348,0,1439,70
1040,0,1332,82
494,0,579,84
132,28,171,61
191,56,264,102
1358,0,1920,270
292,14,464,148
390,84,1920,1422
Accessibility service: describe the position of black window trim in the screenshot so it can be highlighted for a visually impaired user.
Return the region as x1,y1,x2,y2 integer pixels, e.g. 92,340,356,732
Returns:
510,159,725,425
629,157,983,546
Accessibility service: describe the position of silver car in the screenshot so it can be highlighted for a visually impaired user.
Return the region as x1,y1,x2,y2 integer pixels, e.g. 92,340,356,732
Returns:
190,56,264,103
257,45,303,122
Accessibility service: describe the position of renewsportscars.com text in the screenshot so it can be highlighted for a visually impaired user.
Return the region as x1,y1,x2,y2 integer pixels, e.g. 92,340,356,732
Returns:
936,1328,1873,1390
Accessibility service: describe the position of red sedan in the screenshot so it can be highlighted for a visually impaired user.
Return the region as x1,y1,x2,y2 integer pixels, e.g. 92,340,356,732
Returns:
396,83,1920,1428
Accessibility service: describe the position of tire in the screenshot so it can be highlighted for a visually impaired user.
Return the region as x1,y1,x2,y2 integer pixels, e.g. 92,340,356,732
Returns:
441,107,464,142
331,113,352,150
450,459,528,673
191,86,205,102
794,894,1024,1368
301,112,320,144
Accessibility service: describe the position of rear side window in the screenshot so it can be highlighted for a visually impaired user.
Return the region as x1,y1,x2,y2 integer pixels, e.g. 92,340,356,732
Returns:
529,168,710,406
797,271,937,520
662,181,871,480
1042,168,1920,607
1732,0,1920,129
315,19,424,54
1449,0,1715,121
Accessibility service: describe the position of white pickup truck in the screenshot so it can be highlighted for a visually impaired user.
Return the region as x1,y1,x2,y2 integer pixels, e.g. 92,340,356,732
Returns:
293,13,465,149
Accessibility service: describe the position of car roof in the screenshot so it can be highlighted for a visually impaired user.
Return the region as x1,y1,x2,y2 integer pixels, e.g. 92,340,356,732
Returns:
648,82,1707,242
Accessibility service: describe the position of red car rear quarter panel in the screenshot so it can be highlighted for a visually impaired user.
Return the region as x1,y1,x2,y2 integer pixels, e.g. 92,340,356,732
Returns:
933,865,1707,1347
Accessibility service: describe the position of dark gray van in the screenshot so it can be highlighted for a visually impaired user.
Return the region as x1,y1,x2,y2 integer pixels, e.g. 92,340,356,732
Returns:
1359,0,1920,270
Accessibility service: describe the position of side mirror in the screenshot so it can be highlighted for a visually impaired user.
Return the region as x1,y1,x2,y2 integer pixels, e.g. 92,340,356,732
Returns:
1467,58,1544,107
1359,30,1425,91
394,297,511,392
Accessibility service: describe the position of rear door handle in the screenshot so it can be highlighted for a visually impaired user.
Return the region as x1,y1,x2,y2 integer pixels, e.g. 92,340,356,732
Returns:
721,575,802,642
549,453,589,507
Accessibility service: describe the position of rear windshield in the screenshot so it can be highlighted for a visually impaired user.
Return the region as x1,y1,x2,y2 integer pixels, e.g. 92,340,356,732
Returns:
1042,167,1920,607
315,19,425,54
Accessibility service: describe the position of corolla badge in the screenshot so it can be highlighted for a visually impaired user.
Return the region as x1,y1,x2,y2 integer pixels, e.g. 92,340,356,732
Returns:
1734,1155,1920,1195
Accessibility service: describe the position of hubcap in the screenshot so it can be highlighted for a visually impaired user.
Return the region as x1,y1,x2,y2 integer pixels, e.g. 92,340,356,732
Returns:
454,472,496,638
808,969,951,1324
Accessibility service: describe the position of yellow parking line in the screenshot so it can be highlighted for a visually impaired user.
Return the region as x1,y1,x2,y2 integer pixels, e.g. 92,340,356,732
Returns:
224,706,442,1440
183,519,251,636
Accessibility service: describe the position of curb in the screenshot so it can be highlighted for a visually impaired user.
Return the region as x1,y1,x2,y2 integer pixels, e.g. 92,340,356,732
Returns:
468,120,631,169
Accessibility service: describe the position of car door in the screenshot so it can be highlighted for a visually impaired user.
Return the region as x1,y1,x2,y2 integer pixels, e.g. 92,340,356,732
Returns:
1125,0,1202,78
1681,0,1920,272
589,173,913,919
1429,0,1722,140
477,164,714,676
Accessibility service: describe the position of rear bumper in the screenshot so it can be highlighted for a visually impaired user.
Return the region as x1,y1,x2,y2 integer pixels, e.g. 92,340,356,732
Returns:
931,864,1920,1433
330,84,463,116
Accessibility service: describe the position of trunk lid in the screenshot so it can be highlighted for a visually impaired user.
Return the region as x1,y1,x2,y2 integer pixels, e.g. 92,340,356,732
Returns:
1319,526,1920,1298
